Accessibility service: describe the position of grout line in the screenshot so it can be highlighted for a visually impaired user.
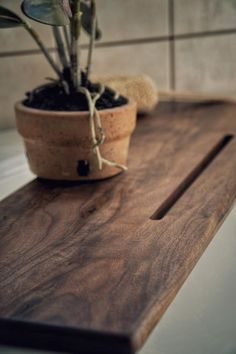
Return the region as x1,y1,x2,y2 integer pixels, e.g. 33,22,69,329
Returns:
94,27,236,47
1,28,236,58
0,48,57,58
96,27,236,45
175,27,236,40
168,0,175,90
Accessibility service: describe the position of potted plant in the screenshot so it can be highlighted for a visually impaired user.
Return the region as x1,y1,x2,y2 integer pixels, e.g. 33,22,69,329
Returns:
0,1,137,180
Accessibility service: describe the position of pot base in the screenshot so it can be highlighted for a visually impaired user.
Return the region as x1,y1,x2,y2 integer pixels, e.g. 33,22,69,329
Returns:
24,136,130,181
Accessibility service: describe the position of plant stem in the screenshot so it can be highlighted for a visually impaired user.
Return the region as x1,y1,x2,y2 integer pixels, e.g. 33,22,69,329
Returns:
53,27,69,69
63,26,71,54
86,0,96,81
70,0,81,90
22,20,61,78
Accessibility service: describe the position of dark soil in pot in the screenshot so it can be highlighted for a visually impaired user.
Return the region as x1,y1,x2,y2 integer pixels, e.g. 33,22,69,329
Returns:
23,79,128,112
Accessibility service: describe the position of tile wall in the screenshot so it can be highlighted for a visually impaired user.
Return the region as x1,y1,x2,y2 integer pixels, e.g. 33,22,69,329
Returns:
1,0,236,129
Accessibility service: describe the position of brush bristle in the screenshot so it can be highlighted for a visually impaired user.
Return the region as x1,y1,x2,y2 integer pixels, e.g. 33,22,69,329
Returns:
92,74,158,113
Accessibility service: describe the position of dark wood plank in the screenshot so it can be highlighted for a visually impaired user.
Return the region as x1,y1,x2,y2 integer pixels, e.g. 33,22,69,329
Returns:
0,102,236,354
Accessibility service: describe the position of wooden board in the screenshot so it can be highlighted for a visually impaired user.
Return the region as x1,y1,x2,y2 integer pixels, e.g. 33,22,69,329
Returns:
0,102,236,354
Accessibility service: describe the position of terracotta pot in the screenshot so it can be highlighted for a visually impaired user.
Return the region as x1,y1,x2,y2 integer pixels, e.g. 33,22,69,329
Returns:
15,100,137,181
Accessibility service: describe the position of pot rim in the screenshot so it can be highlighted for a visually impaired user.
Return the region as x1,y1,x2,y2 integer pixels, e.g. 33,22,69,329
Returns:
15,99,136,117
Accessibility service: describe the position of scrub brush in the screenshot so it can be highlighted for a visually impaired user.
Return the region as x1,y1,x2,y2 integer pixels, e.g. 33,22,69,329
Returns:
92,74,236,113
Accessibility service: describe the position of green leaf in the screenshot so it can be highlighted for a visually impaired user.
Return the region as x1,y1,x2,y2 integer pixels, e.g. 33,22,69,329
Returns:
0,6,23,28
81,1,102,40
21,0,70,26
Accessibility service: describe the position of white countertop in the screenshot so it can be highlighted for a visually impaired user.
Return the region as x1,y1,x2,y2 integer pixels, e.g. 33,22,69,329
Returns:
0,129,235,354
0,129,34,201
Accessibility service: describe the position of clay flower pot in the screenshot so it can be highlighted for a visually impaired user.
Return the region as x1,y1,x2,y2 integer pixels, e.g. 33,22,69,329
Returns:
15,101,137,181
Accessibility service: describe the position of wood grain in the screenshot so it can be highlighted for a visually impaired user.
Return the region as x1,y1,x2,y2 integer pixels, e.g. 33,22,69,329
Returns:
0,102,236,354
